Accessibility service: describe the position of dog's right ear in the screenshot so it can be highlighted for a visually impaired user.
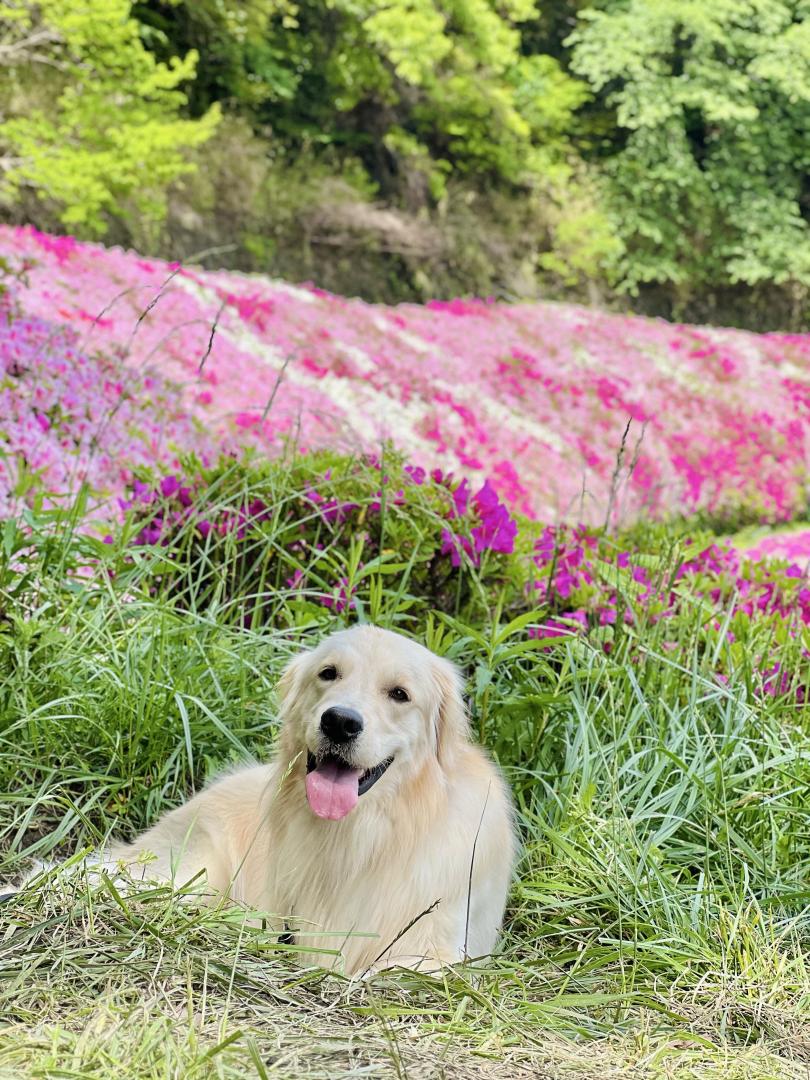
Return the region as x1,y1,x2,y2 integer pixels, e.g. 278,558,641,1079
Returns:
276,652,307,717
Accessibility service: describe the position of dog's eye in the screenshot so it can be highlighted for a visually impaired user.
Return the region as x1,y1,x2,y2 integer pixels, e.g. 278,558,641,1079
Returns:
318,665,338,681
388,686,410,703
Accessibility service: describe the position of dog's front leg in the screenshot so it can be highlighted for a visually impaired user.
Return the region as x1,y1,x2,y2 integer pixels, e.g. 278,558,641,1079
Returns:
363,896,469,976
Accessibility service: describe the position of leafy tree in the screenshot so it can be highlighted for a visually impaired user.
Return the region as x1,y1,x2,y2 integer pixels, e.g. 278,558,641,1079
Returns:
568,0,810,299
133,0,615,286
0,0,220,236
133,0,300,116
137,0,587,194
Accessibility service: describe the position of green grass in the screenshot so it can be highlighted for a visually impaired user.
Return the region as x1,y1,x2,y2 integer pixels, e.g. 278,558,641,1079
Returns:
2,465,810,1078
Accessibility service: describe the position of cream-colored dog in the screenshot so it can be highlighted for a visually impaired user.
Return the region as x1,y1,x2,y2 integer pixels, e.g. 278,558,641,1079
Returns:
17,626,517,975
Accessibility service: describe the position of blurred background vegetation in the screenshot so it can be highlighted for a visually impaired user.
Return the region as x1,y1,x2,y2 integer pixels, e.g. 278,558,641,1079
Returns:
1,0,809,328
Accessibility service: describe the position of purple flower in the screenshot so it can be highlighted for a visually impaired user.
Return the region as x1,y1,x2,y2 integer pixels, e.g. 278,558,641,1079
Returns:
135,521,163,546
565,609,588,630
321,577,356,614
160,475,180,498
132,480,153,504
247,498,268,520
451,478,470,518
534,526,557,565
441,528,473,568
528,621,568,640
321,499,359,524
469,480,517,556
554,570,576,599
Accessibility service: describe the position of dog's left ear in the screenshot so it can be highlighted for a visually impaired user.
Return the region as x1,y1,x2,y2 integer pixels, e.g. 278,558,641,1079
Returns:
431,656,469,768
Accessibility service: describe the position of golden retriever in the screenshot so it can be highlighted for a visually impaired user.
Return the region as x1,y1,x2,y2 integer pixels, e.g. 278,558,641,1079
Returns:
13,626,517,976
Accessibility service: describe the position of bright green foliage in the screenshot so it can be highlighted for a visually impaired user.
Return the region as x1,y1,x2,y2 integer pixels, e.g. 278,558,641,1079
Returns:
133,0,610,287
569,0,810,295
356,0,568,180
134,0,301,113
0,0,220,235
3,0,809,318
139,0,588,191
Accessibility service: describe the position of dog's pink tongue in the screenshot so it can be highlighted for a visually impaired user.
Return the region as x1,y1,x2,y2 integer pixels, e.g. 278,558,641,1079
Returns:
306,761,362,820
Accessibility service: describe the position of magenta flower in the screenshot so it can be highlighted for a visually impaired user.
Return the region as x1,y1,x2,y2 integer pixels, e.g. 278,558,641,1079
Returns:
451,478,470,518
441,528,473,568
321,577,356,614
470,480,517,556
405,464,426,485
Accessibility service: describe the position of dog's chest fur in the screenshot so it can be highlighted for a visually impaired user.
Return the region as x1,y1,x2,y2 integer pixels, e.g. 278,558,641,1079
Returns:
240,766,460,972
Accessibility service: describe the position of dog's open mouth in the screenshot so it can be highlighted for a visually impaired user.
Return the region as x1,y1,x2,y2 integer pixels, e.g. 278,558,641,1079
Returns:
305,752,393,820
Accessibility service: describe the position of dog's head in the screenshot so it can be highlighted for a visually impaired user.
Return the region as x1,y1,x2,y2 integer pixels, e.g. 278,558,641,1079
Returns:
276,626,468,820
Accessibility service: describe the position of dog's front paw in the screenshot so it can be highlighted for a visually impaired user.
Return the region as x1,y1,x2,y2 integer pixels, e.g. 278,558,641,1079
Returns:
360,952,455,980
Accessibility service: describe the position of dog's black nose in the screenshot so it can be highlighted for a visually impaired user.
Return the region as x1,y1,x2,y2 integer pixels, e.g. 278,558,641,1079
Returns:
320,706,363,743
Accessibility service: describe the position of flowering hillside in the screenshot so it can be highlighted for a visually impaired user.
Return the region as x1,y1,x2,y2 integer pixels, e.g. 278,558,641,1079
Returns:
2,225,810,524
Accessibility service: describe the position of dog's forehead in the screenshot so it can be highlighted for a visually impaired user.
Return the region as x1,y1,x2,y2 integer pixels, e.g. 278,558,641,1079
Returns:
312,627,431,672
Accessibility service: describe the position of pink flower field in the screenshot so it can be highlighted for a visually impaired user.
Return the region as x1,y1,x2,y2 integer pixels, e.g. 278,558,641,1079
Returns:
2,224,810,526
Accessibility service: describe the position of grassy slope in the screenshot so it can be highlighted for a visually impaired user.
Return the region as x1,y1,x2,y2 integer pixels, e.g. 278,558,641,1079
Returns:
2,484,810,1079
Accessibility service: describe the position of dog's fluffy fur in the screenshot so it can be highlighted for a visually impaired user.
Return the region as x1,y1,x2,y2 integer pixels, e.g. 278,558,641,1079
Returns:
24,626,516,975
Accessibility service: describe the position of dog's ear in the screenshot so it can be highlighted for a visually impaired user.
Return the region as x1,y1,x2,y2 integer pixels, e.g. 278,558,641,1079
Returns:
276,652,307,718
431,656,469,768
